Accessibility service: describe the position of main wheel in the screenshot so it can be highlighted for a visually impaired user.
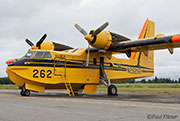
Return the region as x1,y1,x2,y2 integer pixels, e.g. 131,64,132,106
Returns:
108,85,118,96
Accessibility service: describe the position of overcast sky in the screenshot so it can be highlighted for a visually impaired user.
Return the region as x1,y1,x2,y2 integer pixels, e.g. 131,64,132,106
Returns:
1,0,180,79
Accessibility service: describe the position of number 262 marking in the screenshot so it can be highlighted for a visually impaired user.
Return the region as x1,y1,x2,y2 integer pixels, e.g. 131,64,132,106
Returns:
33,69,52,78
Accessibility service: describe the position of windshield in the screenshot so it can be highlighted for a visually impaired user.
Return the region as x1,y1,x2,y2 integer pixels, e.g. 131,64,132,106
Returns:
43,52,52,58
24,51,36,58
34,52,44,58
24,51,52,59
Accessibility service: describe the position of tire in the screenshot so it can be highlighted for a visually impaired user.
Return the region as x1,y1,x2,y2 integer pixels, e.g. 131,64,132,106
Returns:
20,90,25,96
24,90,30,96
20,89,30,96
108,85,118,96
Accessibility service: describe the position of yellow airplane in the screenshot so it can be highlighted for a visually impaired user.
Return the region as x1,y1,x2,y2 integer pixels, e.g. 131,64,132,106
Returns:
6,19,180,96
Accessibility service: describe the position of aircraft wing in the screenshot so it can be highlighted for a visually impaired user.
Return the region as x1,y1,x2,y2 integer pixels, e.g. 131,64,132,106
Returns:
109,35,180,54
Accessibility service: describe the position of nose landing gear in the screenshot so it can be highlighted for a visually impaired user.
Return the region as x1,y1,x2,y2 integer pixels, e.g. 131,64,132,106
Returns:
20,85,30,96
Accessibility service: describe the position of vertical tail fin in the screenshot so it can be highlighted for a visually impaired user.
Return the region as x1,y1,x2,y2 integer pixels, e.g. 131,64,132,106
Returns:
130,19,155,69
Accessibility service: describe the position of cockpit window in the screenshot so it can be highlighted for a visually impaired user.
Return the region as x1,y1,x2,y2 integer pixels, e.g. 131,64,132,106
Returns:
34,52,44,58
42,52,51,58
24,51,36,58
24,51,52,59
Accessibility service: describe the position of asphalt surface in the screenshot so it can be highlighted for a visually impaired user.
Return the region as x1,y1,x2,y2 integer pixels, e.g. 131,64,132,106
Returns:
0,90,180,121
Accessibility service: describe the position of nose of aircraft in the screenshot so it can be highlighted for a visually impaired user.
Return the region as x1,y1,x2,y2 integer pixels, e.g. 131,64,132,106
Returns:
6,59,16,65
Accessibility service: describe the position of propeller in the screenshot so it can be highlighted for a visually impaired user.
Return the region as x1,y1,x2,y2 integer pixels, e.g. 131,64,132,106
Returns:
25,33,47,49
74,22,109,66
74,24,90,66
25,39,34,46
91,22,109,37
74,24,87,36
36,34,47,49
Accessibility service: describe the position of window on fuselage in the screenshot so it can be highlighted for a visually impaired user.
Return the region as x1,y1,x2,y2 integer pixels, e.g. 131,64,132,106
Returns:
33,52,44,58
42,52,52,58
24,51,36,58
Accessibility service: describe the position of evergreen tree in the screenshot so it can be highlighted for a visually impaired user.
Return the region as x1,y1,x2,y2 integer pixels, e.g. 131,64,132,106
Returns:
0,77,14,84
141,79,146,83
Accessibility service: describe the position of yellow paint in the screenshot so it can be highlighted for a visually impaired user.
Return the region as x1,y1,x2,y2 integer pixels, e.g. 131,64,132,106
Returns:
85,31,112,50
40,42,54,50
84,85,97,93
85,35,93,43
93,31,112,50
155,34,165,38
26,82,44,92
31,46,38,49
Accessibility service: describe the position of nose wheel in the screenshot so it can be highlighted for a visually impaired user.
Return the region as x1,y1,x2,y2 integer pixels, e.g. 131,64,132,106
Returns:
20,86,30,96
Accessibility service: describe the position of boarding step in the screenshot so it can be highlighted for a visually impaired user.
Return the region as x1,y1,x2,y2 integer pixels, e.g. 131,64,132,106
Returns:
65,82,75,96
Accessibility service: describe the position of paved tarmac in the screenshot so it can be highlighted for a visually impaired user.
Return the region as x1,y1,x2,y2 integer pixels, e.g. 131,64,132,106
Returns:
0,90,180,121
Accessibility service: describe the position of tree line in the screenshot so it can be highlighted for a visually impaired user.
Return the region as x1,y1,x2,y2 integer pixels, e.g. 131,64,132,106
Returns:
118,76,180,83
139,76,180,83
0,77,14,84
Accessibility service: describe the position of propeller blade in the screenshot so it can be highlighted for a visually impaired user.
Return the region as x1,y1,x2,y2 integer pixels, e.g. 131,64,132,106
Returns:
36,33,47,48
74,24,87,36
91,22,109,37
25,39,34,46
86,45,90,66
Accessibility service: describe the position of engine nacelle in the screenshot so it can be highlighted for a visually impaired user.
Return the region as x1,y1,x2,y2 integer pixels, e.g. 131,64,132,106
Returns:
40,42,54,50
31,42,54,50
85,31,112,50
31,42,73,51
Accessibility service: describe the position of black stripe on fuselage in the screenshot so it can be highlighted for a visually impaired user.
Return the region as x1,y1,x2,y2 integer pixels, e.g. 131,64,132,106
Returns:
8,58,153,72
114,63,153,70
142,70,154,73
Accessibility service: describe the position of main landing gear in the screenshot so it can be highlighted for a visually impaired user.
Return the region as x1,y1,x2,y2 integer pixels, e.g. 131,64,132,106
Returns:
99,57,118,96
101,78,117,96
108,85,117,96
20,85,30,96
